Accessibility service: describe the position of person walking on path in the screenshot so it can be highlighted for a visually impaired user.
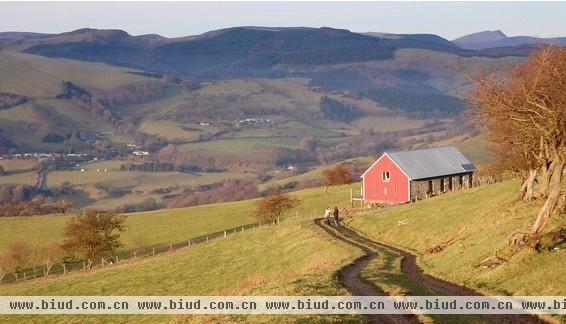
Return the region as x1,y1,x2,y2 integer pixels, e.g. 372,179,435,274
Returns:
333,206,340,226
324,207,332,225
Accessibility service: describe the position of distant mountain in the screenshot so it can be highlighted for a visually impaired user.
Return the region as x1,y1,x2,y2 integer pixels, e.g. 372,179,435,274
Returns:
453,30,566,50
0,27,515,78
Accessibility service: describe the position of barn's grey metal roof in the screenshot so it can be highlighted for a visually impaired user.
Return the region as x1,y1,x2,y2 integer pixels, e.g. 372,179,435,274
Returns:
386,146,476,180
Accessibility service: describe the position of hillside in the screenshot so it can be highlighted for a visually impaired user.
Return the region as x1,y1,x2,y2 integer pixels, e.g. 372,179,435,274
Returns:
0,180,563,322
0,26,527,211
348,180,565,296
0,184,356,254
0,216,363,323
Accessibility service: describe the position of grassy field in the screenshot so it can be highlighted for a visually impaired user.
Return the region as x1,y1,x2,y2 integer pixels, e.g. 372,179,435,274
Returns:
0,184,362,323
178,137,300,154
260,156,374,191
348,180,565,296
0,51,150,98
45,170,247,190
0,215,363,323
0,184,355,254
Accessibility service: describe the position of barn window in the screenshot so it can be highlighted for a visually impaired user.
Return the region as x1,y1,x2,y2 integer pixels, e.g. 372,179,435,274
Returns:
382,171,391,182
440,178,445,192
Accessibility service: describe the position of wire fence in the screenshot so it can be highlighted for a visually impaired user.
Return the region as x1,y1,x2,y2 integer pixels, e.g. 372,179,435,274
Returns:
0,221,262,285
0,187,371,285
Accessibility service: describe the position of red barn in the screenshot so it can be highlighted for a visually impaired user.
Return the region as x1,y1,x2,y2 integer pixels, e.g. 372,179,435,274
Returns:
361,146,476,204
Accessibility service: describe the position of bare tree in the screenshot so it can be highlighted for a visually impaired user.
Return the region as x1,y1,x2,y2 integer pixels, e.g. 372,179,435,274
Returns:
6,240,33,280
469,46,566,246
39,242,66,276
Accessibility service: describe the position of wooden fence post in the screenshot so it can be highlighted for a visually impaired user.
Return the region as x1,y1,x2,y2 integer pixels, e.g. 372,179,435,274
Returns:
224,231,227,238
23,272,27,281
62,263,66,274
242,226,245,232
206,236,209,242
152,247,155,256
116,255,119,263
170,243,173,252
188,240,191,247
350,188,354,207
134,251,137,259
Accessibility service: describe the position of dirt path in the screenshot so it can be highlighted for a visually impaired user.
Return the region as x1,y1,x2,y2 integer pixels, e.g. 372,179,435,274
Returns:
314,218,415,324
314,218,545,324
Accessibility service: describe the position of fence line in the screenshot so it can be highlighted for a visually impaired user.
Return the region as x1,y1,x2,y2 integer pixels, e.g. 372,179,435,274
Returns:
1,185,367,285
0,221,262,285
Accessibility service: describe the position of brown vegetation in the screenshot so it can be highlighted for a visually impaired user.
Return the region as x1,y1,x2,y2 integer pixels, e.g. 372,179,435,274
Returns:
322,163,353,193
61,209,126,269
166,179,259,209
469,46,566,246
254,191,300,224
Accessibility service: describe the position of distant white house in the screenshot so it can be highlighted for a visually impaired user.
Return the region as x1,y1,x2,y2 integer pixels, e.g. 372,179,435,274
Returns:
132,150,150,156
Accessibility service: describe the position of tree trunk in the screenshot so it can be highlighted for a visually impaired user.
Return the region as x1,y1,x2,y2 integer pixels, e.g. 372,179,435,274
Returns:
538,160,552,198
530,160,565,234
557,191,566,213
518,169,537,201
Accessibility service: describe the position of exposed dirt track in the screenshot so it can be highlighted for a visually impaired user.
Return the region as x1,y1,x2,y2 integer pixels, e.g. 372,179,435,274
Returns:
314,218,546,324
314,218,415,324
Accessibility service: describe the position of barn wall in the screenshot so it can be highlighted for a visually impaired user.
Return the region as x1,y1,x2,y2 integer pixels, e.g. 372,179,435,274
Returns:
410,172,474,201
363,155,409,203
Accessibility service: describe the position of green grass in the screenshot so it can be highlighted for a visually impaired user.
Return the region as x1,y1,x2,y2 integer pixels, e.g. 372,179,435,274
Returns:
0,184,355,254
352,116,427,132
0,172,35,186
348,180,565,296
0,185,363,323
178,137,299,154
260,156,374,191
0,159,37,173
0,51,150,98
455,135,493,165
45,170,247,190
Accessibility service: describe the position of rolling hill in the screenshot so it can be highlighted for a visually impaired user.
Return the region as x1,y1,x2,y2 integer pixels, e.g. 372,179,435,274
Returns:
453,30,566,50
0,180,562,323
0,26,532,210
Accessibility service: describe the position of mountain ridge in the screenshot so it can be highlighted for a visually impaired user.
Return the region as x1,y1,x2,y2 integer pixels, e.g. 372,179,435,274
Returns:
453,30,566,50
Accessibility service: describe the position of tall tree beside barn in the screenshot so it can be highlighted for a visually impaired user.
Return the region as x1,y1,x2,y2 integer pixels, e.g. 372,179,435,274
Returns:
469,46,566,245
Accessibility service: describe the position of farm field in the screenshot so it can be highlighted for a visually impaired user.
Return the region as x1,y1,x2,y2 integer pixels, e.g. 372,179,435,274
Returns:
0,216,363,323
0,51,150,98
260,156,373,191
45,170,247,190
178,137,300,154
0,184,356,254
348,180,566,296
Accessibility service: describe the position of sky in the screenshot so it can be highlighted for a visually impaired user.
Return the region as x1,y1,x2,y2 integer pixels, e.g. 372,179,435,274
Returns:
0,2,565,40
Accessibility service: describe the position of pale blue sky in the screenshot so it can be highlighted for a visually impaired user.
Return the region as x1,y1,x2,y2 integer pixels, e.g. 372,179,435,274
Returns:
0,2,564,40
